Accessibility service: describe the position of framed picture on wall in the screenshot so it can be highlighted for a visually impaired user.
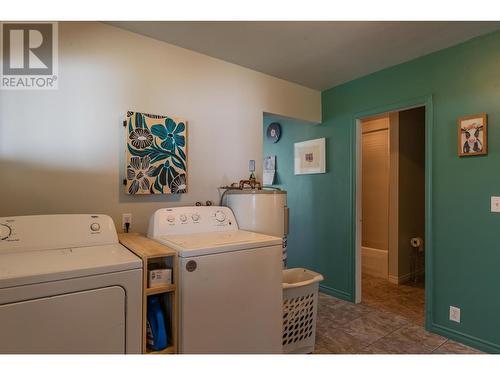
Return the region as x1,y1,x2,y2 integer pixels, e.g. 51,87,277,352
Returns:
125,111,188,195
294,138,326,175
457,113,487,157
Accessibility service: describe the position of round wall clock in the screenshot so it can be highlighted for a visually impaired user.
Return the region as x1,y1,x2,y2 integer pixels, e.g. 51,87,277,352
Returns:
266,122,281,143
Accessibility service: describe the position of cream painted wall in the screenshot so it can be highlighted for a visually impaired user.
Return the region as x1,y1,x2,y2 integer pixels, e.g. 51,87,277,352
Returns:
0,22,321,233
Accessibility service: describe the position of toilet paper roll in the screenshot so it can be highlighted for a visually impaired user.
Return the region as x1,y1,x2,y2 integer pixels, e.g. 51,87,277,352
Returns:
410,237,423,249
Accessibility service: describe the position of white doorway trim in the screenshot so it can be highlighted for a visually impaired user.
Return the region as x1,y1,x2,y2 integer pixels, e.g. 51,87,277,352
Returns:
355,118,362,303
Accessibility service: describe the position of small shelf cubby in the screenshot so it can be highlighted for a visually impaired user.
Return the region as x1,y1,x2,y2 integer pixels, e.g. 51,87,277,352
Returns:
119,233,178,354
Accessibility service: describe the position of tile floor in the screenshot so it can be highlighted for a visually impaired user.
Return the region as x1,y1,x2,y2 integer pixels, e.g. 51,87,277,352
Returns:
362,273,425,326
314,275,483,354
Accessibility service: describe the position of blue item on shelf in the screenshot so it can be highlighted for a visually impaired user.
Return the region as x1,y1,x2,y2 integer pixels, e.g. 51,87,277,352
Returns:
146,296,168,351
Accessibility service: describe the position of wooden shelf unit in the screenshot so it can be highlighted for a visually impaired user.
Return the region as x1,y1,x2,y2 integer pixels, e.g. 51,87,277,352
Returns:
146,346,176,355
146,284,176,296
119,233,178,354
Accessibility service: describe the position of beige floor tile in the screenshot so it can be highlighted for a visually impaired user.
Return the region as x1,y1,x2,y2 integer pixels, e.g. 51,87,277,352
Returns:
314,278,484,355
361,274,425,326
341,310,409,344
313,343,335,354
389,324,447,351
317,302,373,328
315,328,368,354
362,336,432,354
433,340,484,354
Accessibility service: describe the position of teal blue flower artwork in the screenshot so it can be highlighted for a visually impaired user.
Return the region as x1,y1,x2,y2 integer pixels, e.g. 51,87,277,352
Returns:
125,111,187,195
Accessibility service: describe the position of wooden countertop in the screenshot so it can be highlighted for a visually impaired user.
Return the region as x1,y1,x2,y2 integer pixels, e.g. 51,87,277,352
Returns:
118,233,177,259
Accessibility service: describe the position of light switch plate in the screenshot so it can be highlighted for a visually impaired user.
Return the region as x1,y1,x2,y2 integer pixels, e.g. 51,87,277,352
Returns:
449,306,461,323
491,197,500,212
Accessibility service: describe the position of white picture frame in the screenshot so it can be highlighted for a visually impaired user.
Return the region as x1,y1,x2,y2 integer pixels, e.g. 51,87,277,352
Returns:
294,138,326,175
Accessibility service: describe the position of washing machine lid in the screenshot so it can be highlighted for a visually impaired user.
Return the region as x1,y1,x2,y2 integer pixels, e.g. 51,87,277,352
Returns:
0,244,141,289
155,230,281,257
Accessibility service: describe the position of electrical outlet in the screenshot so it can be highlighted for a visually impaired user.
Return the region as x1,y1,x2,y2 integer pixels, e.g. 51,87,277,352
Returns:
491,197,500,212
122,213,132,230
449,306,461,323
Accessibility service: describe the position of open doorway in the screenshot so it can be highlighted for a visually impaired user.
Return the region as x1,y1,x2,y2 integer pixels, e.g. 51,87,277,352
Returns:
357,106,426,326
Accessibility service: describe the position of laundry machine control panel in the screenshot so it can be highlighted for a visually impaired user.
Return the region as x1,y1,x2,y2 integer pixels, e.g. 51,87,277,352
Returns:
148,206,238,236
0,215,119,254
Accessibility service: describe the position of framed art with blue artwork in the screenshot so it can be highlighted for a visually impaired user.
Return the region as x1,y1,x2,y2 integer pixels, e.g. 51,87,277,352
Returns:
125,111,188,194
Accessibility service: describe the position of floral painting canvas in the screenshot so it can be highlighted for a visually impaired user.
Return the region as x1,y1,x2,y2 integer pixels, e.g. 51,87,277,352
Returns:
125,111,187,195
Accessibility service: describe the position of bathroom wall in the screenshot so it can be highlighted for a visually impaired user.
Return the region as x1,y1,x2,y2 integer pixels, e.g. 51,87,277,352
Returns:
0,22,321,233
265,29,500,352
361,116,390,279
397,107,425,281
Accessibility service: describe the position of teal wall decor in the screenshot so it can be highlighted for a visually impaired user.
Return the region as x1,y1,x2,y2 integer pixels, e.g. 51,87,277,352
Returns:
125,111,187,195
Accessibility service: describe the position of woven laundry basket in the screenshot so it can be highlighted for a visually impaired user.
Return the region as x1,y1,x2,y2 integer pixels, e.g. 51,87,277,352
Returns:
282,268,324,354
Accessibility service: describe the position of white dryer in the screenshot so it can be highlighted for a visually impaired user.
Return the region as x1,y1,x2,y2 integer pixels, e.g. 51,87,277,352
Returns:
0,214,142,354
147,206,283,354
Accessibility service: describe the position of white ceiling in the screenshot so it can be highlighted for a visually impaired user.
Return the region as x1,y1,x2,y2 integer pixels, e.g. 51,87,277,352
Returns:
107,21,500,91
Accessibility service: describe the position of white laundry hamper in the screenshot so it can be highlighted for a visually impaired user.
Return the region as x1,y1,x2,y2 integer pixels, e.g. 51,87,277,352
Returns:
282,268,324,354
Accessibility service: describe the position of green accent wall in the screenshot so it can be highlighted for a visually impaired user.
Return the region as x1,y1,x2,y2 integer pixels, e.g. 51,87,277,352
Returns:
264,30,500,352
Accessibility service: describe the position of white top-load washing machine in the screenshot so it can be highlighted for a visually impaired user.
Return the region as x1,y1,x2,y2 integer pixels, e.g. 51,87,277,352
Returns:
147,206,283,354
0,214,142,354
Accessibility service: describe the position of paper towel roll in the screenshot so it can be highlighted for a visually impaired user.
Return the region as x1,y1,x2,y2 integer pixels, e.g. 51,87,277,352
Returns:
410,237,423,249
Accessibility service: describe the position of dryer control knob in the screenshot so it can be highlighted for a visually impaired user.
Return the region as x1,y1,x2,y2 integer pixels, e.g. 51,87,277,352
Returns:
215,211,226,222
192,213,200,222
180,214,187,222
0,224,12,240
167,215,175,223
90,223,100,232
